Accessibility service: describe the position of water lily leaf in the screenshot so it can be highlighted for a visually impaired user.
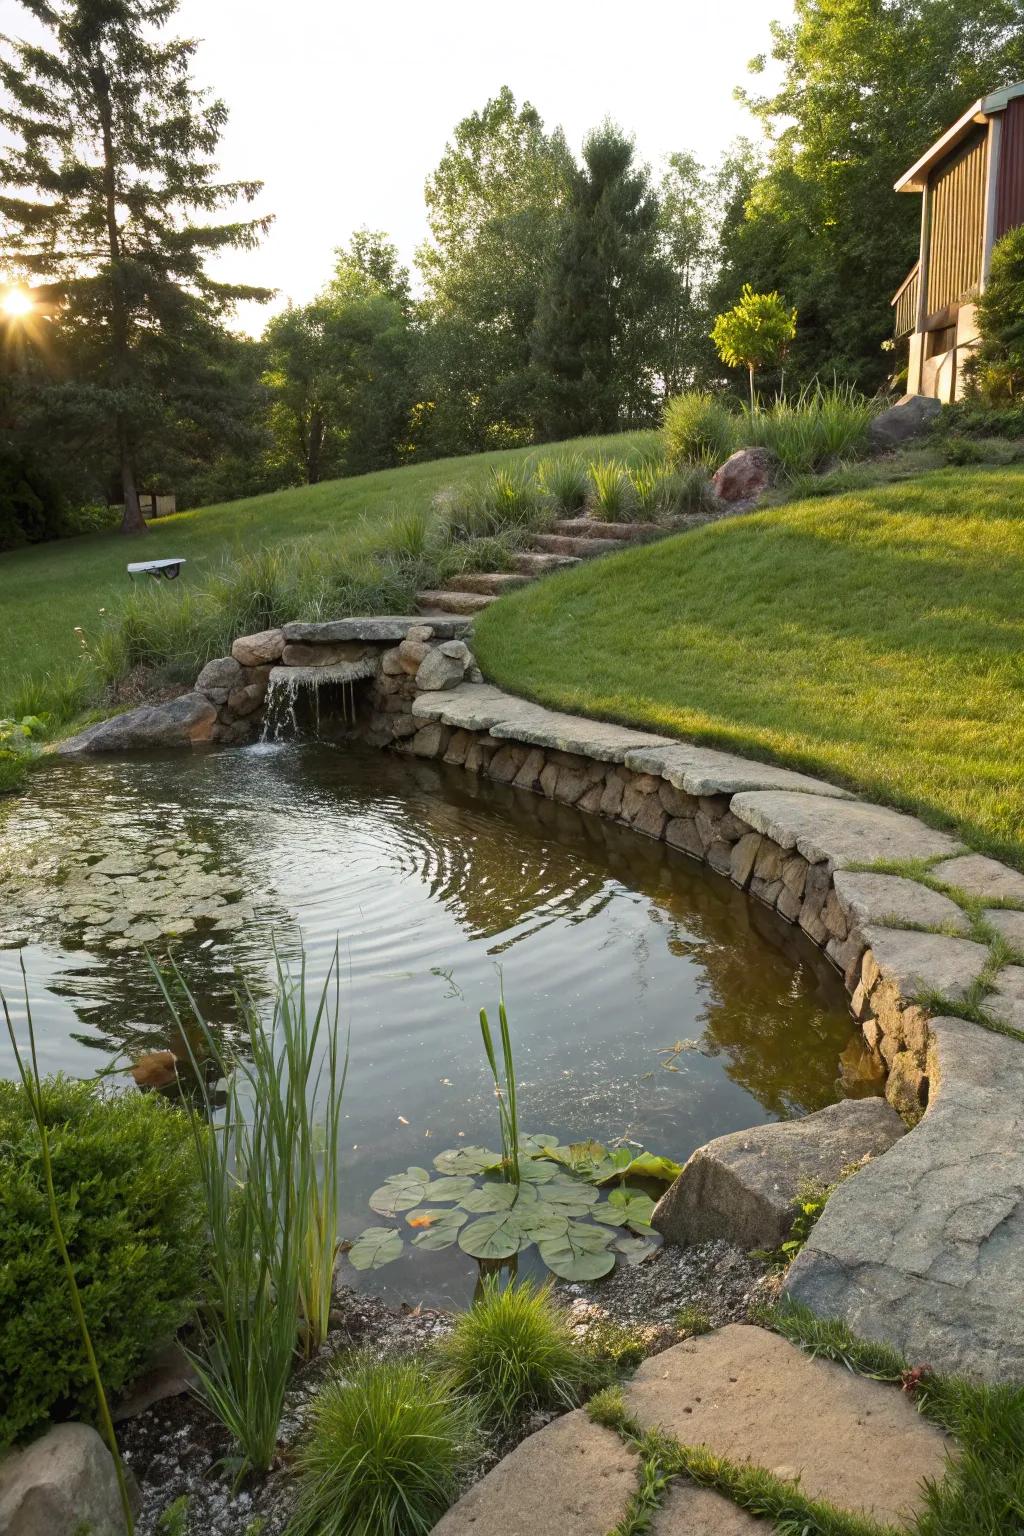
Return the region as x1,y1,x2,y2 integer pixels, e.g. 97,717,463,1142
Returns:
515,1158,556,1184
596,1187,658,1234
368,1167,431,1216
460,1182,520,1213
422,1177,477,1203
539,1222,616,1281
458,1209,526,1261
517,1206,571,1243
615,1235,660,1266
519,1132,559,1154
590,1149,683,1186
349,1226,404,1270
542,1178,599,1208
408,1208,469,1249
538,1140,608,1176
433,1146,503,1175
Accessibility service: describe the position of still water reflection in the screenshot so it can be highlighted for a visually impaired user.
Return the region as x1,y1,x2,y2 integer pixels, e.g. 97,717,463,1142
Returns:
0,742,861,1304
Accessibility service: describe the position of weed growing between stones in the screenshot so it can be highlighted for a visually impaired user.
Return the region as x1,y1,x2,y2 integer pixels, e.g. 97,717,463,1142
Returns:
763,1300,1024,1536
675,1304,714,1337
752,1178,838,1270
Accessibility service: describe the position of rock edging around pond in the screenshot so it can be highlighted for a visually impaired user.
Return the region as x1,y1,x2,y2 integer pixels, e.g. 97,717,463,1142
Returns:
60,616,1024,1382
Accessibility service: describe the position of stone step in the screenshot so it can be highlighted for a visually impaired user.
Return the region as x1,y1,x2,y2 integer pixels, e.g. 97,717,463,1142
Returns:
625,1324,951,1528
551,517,665,542
530,532,622,559
511,551,582,575
446,571,533,596
416,590,496,616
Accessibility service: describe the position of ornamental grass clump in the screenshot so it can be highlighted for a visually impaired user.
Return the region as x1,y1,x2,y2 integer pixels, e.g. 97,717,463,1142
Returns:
289,1355,479,1536
742,382,877,477
435,1276,596,1431
535,452,589,513
586,457,636,521
663,390,737,469
629,461,713,520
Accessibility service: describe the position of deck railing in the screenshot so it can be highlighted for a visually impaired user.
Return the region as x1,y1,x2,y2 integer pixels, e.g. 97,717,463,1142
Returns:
892,262,920,338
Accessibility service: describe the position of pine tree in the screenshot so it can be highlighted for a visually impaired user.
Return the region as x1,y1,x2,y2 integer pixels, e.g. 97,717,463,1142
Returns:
531,125,670,439
0,0,271,532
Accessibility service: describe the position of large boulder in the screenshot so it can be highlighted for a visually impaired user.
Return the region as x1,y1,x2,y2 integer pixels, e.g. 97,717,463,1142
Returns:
0,1423,135,1536
58,693,217,753
652,1098,905,1251
194,654,242,702
868,393,941,450
711,447,775,503
415,645,468,693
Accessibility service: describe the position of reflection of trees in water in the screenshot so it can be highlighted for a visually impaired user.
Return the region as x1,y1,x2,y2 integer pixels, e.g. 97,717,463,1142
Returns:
374,760,852,1121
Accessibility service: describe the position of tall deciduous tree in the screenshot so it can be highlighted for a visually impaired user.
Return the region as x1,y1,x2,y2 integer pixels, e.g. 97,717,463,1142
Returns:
417,87,572,451
0,0,271,532
532,124,671,438
720,0,1024,388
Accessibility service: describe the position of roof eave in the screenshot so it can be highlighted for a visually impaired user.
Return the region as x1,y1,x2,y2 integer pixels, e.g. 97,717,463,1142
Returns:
894,80,1024,194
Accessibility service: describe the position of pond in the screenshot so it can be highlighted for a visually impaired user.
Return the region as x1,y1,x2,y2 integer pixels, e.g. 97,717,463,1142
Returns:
0,741,867,1305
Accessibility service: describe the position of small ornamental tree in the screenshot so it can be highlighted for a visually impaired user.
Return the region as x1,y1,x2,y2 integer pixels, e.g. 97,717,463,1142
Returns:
711,285,797,410
967,226,1024,400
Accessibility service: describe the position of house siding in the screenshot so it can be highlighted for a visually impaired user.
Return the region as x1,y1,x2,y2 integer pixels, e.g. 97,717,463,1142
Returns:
996,96,1024,238
926,127,987,313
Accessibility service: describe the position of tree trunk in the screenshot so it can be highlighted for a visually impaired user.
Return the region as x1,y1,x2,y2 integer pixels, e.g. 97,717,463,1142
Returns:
306,410,325,485
93,58,146,536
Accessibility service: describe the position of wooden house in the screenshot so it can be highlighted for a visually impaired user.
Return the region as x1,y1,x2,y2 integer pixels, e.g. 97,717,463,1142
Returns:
893,81,1024,401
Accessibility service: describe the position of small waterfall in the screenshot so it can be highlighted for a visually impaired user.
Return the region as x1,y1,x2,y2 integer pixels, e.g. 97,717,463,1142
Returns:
260,663,371,743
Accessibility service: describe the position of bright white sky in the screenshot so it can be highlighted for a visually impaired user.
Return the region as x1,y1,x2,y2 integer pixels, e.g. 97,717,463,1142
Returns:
170,0,793,332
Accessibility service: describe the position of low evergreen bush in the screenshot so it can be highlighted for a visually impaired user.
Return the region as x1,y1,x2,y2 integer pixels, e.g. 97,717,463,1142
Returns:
434,1276,596,1431
0,1077,205,1446
289,1355,478,1536
663,390,736,469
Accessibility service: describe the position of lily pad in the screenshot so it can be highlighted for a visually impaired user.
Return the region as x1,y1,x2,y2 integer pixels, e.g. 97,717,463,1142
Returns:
519,1132,559,1154
517,1206,571,1243
590,1148,683,1186
349,1226,404,1270
515,1159,557,1185
459,1182,524,1213
542,1178,599,1208
458,1209,526,1261
592,1188,657,1234
539,1222,616,1281
407,1208,469,1249
369,1166,431,1216
421,1176,477,1203
433,1146,503,1175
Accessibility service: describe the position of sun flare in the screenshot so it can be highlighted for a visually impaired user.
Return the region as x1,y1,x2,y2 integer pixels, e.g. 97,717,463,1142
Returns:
2,287,34,318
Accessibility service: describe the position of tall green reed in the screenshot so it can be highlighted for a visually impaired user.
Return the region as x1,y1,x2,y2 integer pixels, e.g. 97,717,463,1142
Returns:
154,945,348,1479
479,995,520,1188
1,961,135,1533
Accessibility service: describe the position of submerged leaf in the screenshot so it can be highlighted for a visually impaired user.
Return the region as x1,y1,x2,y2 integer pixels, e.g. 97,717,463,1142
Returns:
349,1226,404,1270
433,1146,503,1175
615,1235,660,1266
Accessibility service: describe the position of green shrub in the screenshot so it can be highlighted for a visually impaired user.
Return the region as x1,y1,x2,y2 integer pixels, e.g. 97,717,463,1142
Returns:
435,1277,595,1431
289,1355,478,1536
939,401,1024,439
536,452,589,513
663,391,736,469
966,225,1024,401
0,1077,205,1446
587,458,636,521
0,715,44,797
741,382,877,477
942,436,986,466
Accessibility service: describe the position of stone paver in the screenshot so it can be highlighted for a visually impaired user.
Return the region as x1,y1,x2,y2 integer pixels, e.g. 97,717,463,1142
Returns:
832,870,970,935
788,1015,1024,1381
267,657,378,688
729,792,964,868
652,1099,905,1250
651,1484,762,1534
861,925,990,1002
931,853,1024,904
624,743,851,800
993,964,1024,1000
282,615,471,643
984,908,1024,949
625,1326,952,1526
429,1410,636,1536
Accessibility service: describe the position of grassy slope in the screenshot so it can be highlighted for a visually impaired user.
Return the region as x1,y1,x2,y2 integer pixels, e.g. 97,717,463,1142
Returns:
1,431,653,697
473,466,1024,869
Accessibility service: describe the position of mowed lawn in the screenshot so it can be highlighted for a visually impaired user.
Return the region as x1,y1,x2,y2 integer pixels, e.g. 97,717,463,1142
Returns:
1,431,654,699
473,466,1024,869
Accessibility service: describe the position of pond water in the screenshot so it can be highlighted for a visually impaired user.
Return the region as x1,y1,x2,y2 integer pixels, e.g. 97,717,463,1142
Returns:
0,741,866,1305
